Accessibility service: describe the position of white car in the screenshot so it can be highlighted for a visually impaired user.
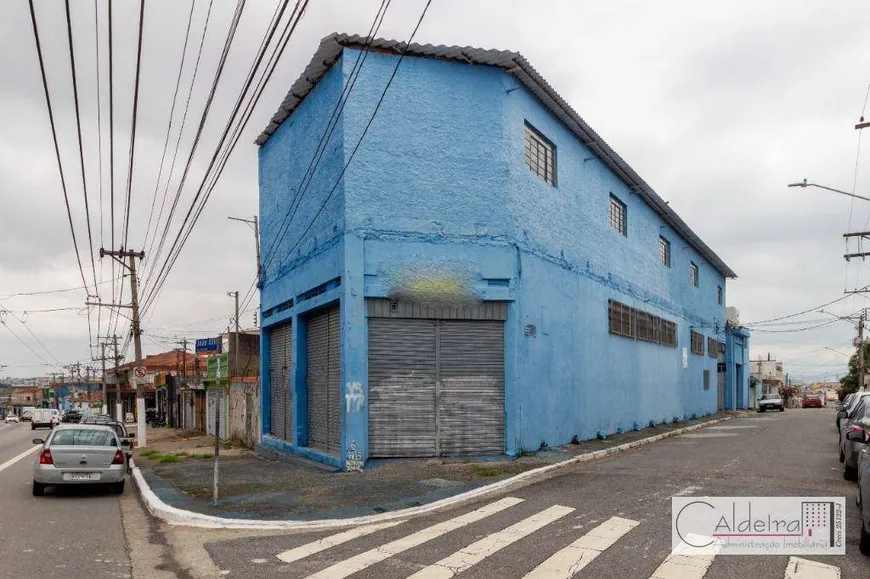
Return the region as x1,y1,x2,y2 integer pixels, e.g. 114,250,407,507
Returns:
5,414,20,424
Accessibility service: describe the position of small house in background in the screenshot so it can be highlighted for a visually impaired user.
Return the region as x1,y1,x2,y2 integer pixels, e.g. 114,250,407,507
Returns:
257,34,741,469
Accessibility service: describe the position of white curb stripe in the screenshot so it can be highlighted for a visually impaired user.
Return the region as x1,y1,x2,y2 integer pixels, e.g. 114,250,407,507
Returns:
784,557,840,579
408,505,575,579
0,444,41,475
276,520,405,563
132,415,736,531
523,516,639,579
304,497,524,579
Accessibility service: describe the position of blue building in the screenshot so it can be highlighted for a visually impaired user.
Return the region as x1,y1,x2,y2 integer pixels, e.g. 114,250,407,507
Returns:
256,34,747,469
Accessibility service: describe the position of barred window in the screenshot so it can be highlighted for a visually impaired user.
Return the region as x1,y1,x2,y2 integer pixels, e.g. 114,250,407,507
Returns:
659,236,671,267
707,337,718,358
660,320,677,347
703,369,711,390
609,195,627,235
690,262,699,287
608,300,634,338
691,330,704,355
524,123,556,186
717,285,723,305
636,310,659,343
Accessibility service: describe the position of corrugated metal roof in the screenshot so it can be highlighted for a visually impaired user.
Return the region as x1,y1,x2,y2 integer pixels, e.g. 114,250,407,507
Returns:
257,33,736,278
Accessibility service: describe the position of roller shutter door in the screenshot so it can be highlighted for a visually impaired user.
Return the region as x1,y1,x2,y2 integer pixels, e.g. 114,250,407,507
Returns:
367,310,505,458
438,320,505,455
368,319,437,457
269,322,292,442
306,306,341,455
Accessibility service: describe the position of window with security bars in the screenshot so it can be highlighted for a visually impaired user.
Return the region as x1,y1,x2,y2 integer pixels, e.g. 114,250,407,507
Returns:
524,123,556,186
707,337,718,358
660,320,677,347
659,236,671,267
636,310,659,343
691,330,704,355
608,300,634,338
610,195,627,235
690,262,699,287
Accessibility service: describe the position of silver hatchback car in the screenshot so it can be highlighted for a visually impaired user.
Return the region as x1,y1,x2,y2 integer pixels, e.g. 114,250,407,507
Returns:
31,424,128,496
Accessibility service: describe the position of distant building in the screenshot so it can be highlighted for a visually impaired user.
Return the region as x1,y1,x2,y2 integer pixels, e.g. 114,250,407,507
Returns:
750,356,784,397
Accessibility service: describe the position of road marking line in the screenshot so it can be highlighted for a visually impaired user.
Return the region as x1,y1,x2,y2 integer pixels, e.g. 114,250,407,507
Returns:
0,444,41,475
408,505,575,579
523,516,639,579
649,551,715,579
784,557,840,579
277,520,405,563
305,497,524,579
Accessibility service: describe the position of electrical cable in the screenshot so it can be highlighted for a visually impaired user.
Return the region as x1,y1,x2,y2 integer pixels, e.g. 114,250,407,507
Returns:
121,0,146,250
743,293,860,326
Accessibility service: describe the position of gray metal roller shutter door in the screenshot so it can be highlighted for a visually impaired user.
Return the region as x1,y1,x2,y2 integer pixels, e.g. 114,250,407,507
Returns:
306,306,341,455
438,321,505,455
368,319,437,457
269,322,292,442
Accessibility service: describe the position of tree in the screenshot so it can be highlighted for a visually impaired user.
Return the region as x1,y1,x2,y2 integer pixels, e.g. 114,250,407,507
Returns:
839,343,870,398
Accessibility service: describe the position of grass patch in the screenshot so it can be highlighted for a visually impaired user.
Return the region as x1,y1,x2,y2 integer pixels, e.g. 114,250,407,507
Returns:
474,464,511,477
159,454,182,464
139,449,160,458
191,453,213,460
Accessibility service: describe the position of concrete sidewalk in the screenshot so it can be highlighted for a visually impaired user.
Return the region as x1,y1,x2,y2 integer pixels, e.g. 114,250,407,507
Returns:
133,413,733,522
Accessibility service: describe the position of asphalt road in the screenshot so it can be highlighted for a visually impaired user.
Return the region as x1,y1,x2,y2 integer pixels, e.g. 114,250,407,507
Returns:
0,421,132,579
204,407,870,578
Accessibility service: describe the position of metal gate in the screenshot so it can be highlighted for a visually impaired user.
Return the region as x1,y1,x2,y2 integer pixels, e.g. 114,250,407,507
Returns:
367,300,506,458
306,306,341,455
717,342,726,411
269,322,293,442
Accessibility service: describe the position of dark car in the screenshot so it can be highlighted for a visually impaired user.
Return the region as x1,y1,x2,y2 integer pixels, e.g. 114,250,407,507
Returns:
803,395,823,408
61,410,83,424
758,394,784,412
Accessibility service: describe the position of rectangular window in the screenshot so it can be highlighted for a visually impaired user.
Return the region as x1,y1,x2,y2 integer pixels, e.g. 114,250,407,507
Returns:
636,310,659,343
690,262,699,287
717,285,723,305
659,236,671,267
609,195,627,235
608,300,634,338
524,123,556,186
691,330,704,355
707,337,718,358
703,369,711,390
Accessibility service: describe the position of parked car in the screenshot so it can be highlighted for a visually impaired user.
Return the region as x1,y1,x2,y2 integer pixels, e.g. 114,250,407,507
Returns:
802,395,823,408
21,407,35,421
852,423,870,554
841,398,870,481
5,414,20,424
31,424,128,496
61,410,83,424
837,392,870,432
80,415,134,461
758,394,784,412
30,408,59,430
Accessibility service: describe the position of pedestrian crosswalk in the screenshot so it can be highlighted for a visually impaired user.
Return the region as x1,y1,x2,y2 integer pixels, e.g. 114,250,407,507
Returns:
261,497,846,579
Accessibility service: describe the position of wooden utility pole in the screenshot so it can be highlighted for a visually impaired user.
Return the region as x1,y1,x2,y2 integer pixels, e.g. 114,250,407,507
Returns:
859,312,866,392
98,247,146,445
228,291,240,377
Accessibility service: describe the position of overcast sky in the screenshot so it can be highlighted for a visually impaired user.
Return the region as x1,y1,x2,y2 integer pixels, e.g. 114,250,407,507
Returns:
2,0,870,381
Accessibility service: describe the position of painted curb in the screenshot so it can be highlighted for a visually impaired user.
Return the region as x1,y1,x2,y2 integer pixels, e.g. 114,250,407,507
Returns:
132,414,737,530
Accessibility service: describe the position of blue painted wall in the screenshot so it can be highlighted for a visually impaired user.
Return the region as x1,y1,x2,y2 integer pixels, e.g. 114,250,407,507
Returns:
258,47,732,465
725,327,751,410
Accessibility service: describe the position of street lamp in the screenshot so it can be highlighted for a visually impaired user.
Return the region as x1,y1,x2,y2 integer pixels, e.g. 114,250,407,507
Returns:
787,179,870,203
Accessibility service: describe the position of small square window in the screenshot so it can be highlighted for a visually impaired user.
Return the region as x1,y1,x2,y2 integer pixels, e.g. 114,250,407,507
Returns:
659,236,671,267
609,195,627,236
690,262,699,287
524,123,556,186
717,285,723,305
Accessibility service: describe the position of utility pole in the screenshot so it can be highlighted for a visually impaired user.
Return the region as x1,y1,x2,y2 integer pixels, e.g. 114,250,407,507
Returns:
112,335,122,422
858,312,866,392
228,216,261,282
228,291,240,378
98,247,146,445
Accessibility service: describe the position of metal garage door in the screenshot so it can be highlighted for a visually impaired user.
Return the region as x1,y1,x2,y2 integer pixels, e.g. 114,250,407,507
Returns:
367,300,506,458
269,322,292,442
306,306,341,455
368,319,437,457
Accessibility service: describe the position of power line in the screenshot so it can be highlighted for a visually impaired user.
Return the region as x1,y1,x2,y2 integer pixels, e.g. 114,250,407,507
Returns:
108,0,117,328
0,279,113,300
743,293,860,326
0,316,51,366
95,0,106,345
26,0,91,296
266,0,435,278
142,0,198,255
63,0,99,294
122,0,146,250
